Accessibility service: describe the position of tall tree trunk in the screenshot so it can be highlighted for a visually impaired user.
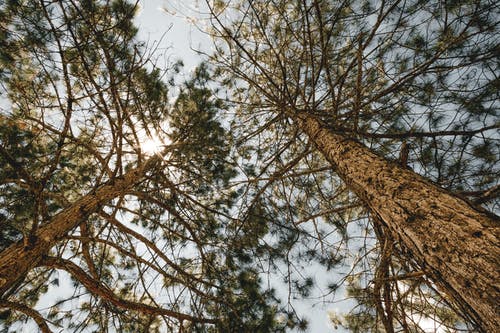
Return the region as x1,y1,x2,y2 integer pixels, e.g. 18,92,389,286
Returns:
0,158,158,297
295,113,499,332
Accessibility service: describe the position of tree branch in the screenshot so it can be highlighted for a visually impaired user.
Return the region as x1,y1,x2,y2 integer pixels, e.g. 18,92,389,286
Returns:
0,300,52,333
335,123,499,139
41,256,218,325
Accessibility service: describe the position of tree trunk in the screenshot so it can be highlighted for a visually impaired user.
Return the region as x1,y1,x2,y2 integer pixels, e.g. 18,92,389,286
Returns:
295,113,500,332
0,159,157,297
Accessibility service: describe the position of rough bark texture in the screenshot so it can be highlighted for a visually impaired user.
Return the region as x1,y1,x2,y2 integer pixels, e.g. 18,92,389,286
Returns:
0,158,157,297
296,113,500,332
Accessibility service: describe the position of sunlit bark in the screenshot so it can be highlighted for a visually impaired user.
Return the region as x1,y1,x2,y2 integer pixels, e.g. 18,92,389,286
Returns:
296,112,500,331
0,158,157,297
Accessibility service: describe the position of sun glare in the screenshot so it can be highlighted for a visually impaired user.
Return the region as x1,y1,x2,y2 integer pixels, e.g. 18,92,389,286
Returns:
141,136,164,156
138,122,172,157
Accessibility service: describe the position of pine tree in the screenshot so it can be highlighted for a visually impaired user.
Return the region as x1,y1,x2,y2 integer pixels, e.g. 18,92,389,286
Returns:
0,1,289,331
207,0,499,331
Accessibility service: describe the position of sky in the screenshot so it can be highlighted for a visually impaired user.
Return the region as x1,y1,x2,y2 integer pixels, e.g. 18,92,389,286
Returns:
0,0,478,332
133,2,445,332
133,1,343,331
135,0,212,72
1,1,445,332
0,3,339,332
0,0,487,330
136,0,441,333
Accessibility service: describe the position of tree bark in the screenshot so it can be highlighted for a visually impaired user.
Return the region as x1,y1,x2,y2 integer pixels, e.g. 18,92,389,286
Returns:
0,158,158,297
295,113,500,332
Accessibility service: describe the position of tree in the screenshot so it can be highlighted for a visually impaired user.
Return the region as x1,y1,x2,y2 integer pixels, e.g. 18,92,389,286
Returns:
0,1,294,331
206,0,499,331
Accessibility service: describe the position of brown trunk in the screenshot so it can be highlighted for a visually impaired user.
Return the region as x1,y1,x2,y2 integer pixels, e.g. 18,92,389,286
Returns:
0,158,157,297
295,113,500,332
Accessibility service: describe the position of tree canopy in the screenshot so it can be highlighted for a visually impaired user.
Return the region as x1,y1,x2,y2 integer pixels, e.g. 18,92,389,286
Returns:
0,0,498,332
0,1,291,331
206,0,499,331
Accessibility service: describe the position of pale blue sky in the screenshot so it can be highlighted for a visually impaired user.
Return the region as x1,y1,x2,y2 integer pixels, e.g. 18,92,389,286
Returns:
136,0,211,71
133,2,446,332
134,2,341,331
0,2,446,332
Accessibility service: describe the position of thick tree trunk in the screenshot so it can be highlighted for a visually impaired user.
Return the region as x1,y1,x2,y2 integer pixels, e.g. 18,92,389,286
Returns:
0,159,157,297
295,113,500,332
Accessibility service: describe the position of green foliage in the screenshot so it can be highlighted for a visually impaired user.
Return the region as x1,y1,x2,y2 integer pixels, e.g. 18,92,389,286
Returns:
208,0,499,331
0,1,284,332
0,0,498,331
169,63,236,193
